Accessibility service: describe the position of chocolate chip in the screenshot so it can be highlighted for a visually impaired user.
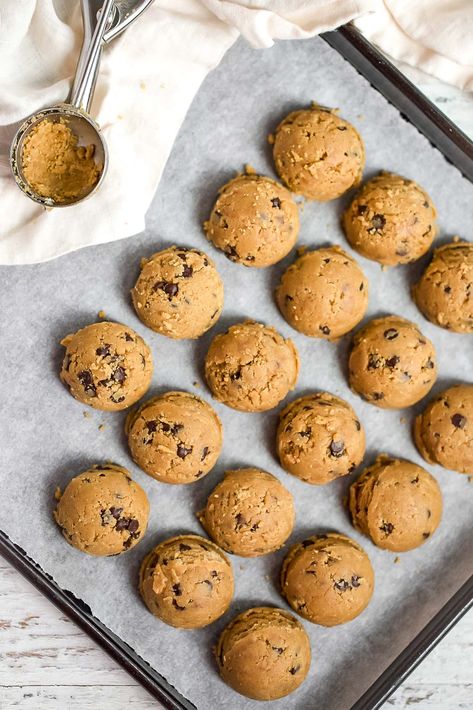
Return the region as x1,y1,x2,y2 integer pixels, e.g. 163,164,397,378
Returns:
380,522,394,535
425,358,435,369
172,423,184,436
272,646,284,654
179,543,191,551
386,355,400,368
78,370,96,396
357,204,367,216
384,328,399,340
210,570,218,578
371,214,386,230
444,286,452,294
230,369,241,381
334,578,351,592
177,444,192,459
451,413,467,428
182,265,193,278
299,429,311,438
154,281,179,299
127,519,139,533
195,470,205,478
395,248,408,257
354,420,361,431
423,201,429,208
330,440,345,457
301,539,314,548
289,665,300,675
411,476,419,484
372,392,384,401
201,446,209,461
285,294,294,303
271,197,281,209
124,333,134,342
359,282,364,291
351,575,361,588
214,210,222,218
109,506,123,519
250,523,259,532
368,354,381,370
224,245,238,260
235,513,247,527
172,583,182,596
337,125,347,131
319,325,331,335
146,420,158,433
172,599,185,611
96,345,111,357
323,258,331,264
423,532,430,539
112,366,126,383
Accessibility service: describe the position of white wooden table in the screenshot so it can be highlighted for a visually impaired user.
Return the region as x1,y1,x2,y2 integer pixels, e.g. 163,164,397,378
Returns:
1,65,473,710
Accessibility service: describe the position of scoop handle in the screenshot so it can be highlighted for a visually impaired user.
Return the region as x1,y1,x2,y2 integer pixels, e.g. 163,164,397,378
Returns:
69,0,115,112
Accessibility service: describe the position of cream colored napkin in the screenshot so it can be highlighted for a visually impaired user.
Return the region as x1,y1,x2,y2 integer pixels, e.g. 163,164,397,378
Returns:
1,0,472,265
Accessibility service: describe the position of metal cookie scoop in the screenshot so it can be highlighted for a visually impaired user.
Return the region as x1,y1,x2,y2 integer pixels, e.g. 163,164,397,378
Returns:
10,0,153,207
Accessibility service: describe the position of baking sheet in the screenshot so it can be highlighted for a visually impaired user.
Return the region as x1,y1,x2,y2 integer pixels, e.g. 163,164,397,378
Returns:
1,36,473,710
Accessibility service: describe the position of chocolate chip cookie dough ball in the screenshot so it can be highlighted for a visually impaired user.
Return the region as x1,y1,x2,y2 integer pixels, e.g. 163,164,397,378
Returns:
131,246,223,339
126,391,222,484
60,321,153,411
343,172,437,266
139,534,233,629
54,464,149,556
277,393,365,484
276,246,368,338
281,534,374,626
348,315,437,408
413,241,473,333
197,468,295,556
216,607,311,700
349,456,442,552
414,384,473,474
205,321,299,412
204,172,299,267
272,105,364,201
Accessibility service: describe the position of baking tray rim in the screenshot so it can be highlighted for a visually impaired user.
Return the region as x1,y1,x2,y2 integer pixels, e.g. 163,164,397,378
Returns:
1,23,472,710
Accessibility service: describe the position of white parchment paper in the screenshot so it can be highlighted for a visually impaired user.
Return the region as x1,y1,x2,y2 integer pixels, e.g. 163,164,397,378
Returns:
1,36,472,710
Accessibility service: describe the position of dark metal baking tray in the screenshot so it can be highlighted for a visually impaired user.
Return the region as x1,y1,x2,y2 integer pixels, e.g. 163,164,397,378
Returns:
1,24,472,710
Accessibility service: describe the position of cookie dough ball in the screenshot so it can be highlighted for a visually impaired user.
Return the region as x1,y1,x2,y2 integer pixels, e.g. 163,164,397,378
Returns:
413,241,473,333
205,321,299,412
277,393,365,484
139,534,233,628
343,172,437,266
281,534,374,626
131,246,223,339
349,456,442,551
204,173,299,267
126,391,222,484
414,384,473,474
216,607,311,700
60,321,153,411
197,468,295,556
272,106,365,201
54,464,149,556
349,315,437,408
276,246,368,338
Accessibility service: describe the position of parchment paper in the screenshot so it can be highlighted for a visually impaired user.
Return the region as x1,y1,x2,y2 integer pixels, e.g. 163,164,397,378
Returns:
1,36,472,710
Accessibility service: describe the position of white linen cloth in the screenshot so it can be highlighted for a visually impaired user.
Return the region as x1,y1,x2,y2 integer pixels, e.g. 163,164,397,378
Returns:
1,0,472,265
